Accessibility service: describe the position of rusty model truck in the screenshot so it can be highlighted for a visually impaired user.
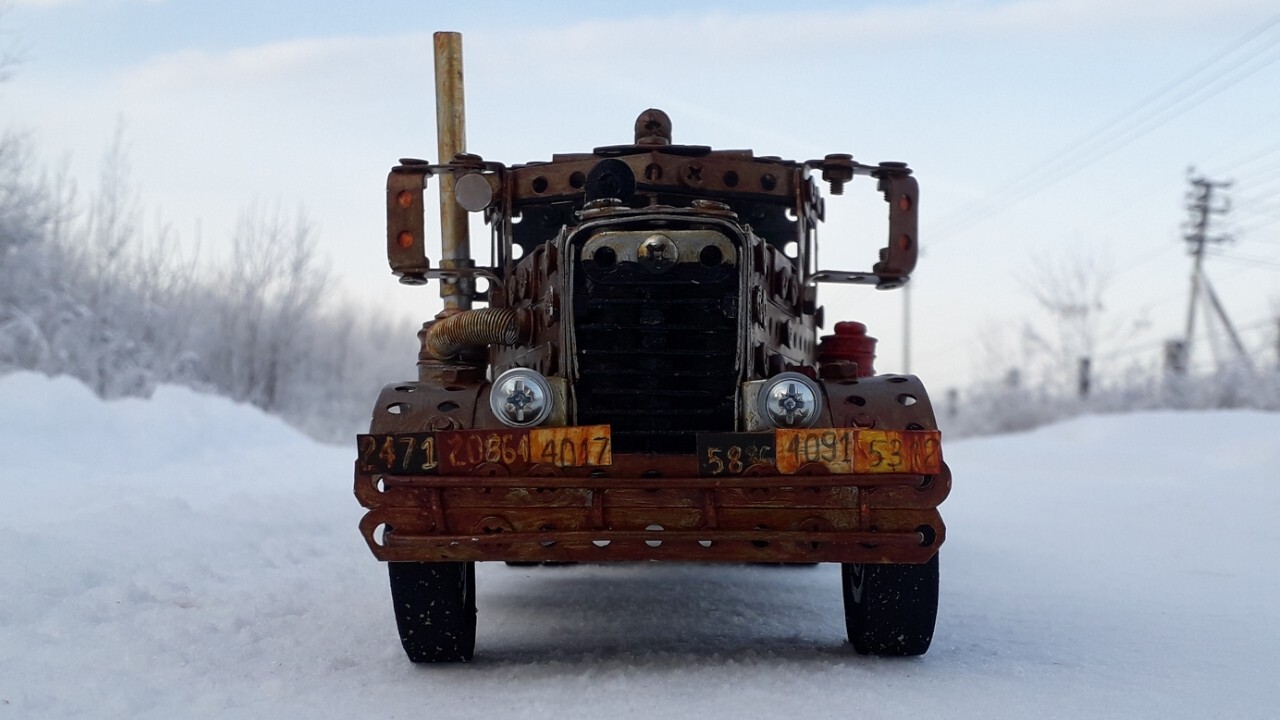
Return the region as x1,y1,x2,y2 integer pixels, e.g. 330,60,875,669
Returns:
354,33,949,663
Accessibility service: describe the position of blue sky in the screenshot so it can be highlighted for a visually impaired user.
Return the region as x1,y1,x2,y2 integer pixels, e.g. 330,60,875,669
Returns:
4,0,1279,390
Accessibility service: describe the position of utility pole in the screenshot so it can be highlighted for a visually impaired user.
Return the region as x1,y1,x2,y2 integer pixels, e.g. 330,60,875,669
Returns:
1178,171,1236,371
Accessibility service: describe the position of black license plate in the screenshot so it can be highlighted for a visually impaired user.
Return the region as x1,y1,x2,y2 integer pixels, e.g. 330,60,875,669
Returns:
696,432,776,476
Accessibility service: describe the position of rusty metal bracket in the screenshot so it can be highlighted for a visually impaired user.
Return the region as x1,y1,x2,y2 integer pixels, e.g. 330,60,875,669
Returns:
803,158,919,290
386,160,506,287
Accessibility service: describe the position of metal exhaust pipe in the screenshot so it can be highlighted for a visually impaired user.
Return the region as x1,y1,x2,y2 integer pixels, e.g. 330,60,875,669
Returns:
433,31,471,315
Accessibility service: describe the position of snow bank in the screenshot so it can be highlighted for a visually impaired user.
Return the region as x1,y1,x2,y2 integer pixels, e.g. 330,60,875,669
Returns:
1,371,1278,719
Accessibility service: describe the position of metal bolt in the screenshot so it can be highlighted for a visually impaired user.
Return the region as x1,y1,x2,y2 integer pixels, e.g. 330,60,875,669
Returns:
637,234,679,273
759,372,822,428
776,382,808,425
822,153,855,196
504,380,536,422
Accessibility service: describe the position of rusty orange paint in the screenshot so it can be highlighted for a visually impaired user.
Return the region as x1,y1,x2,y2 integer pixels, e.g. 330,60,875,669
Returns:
434,425,612,474
775,428,854,474
852,429,941,474
776,428,941,475
528,425,612,467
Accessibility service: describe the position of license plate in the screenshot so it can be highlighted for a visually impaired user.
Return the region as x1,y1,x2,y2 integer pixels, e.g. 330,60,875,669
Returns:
697,428,941,476
775,428,941,475
357,425,612,475
696,432,776,476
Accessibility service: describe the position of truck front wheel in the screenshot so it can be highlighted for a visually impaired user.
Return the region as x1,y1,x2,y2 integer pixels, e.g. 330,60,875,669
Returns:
842,554,938,656
387,561,477,663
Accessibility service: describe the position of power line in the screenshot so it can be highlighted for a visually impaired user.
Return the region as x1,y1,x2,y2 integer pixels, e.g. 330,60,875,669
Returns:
1229,213,1280,237
1111,241,1183,278
1070,106,1280,240
1206,250,1280,270
1097,314,1277,364
1232,158,1280,185
1232,192,1280,213
931,11,1280,244
1057,45,1280,178
1212,139,1280,174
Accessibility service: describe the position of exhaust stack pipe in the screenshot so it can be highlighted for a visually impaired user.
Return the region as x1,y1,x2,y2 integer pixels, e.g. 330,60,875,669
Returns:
433,31,472,315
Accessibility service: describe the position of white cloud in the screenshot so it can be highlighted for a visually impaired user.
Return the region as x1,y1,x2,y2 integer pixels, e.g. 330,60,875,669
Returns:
120,33,401,93
112,0,1273,119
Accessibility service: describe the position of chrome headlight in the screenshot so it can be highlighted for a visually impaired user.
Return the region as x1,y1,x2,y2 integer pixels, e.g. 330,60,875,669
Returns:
490,368,554,428
756,372,824,428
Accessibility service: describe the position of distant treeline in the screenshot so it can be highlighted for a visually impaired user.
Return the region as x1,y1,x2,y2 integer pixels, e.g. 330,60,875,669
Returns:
0,130,416,443
940,363,1280,438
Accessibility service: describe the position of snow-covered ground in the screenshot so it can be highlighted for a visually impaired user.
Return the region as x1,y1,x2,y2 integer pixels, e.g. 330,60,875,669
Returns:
2,371,1278,719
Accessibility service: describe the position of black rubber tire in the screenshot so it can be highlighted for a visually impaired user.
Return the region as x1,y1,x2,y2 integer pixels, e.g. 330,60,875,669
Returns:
842,553,939,656
388,561,477,663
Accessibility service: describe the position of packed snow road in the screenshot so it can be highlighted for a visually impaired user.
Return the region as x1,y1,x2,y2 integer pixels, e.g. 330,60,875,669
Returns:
1,372,1277,719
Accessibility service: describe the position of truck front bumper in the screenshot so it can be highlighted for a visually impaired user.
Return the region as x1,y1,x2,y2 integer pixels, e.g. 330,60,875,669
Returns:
355,442,949,565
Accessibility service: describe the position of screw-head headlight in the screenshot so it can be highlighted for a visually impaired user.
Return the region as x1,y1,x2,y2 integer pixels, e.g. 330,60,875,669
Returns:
757,372,824,428
490,368,554,428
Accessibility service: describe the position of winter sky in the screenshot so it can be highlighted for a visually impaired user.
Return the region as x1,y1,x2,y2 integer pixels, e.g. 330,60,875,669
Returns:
3,0,1278,389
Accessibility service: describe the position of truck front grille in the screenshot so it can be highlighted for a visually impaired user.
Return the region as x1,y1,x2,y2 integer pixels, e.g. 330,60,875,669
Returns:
573,262,739,454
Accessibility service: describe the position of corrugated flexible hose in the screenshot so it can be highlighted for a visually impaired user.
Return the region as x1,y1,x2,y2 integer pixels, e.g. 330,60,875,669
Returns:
425,307,527,360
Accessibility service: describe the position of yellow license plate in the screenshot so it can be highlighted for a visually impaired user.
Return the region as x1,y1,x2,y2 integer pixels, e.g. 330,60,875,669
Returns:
357,425,611,475
774,428,941,475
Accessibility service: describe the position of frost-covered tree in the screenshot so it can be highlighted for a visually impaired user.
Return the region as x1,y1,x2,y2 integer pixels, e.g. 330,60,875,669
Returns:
1018,249,1143,393
201,202,329,412
0,13,419,440
0,20,58,371
0,131,54,369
